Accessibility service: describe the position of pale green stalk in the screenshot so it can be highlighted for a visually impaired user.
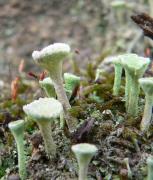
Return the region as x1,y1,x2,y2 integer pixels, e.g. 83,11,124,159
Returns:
15,134,26,180
147,156,153,180
9,120,26,180
77,155,91,180
125,69,132,110
127,76,140,116
49,61,71,111
141,95,153,131
139,77,153,131
113,64,122,96
37,120,56,157
124,158,132,179
149,0,153,17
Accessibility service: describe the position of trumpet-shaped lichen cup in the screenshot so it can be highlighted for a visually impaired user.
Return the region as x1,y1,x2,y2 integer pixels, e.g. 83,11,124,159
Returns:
39,77,56,98
32,43,71,111
8,120,27,180
64,72,80,99
72,143,98,180
139,77,153,131
23,97,63,158
120,54,150,116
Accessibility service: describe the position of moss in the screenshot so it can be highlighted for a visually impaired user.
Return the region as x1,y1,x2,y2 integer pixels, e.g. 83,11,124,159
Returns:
68,106,83,118
122,127,137,140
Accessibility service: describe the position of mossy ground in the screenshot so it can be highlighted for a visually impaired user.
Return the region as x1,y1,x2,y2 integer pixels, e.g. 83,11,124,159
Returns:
1,0,153,179
0,62,153,180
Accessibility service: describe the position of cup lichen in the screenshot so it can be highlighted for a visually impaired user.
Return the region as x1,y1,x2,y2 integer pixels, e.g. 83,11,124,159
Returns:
112,54,150,116
139,77,153,131
23,97,63,158
71,143,98,180
32,43,71,111
8,120,27,180
39,77,56,98
120,54,150,116
64,72,80,99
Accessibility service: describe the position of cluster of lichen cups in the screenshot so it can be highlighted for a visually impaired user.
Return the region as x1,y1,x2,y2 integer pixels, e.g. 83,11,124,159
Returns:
39,72,80,100
8,43,96,179
112,53,153,132
112,54,150,116
8,43,153,179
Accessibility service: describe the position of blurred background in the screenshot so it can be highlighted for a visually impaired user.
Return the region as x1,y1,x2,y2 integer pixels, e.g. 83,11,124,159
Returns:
0,0,152,81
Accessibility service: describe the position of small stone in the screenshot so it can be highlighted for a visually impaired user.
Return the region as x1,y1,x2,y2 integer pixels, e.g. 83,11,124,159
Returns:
8,174,20,180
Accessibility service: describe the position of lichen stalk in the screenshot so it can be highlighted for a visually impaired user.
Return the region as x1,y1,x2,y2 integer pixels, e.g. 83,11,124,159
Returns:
141,95,153,131
125,69,132,110
16,134,27,180
9,120,27,180
49,61,71,111
147,156,153,180
127,76,140,116
40,83,56,98
113,64,122,96
43,85,54,97
72,144,97,180
77,157,91,180
37,120,56,158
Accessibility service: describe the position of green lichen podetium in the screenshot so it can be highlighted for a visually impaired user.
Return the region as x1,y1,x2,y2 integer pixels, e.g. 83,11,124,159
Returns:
23,98,63,159
72,143,98,180
8,120,27,180
32,43,71,111
147,156,153,180
39,77,56,98
112,56,123,96
110,0,127,24
139,77,153,131
64,73,80,99
32,43,79,132
121,54,150,117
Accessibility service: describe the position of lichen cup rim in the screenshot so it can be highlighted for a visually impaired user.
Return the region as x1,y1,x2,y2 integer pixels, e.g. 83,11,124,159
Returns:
32,43,71,65
64,72,81,80
120,54,150,72
71,143,98,155
39,77,54,85
8,119,25,131
139,77,153,85
23,97,63,121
